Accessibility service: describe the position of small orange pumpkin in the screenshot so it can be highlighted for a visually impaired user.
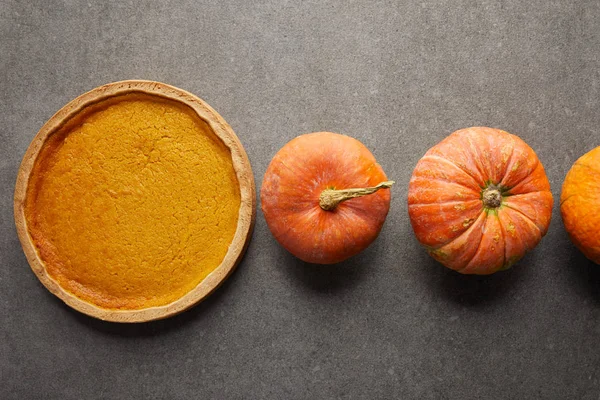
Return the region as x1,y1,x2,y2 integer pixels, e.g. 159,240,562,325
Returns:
261,132,393,264
408,127,553,274
561,146,600,264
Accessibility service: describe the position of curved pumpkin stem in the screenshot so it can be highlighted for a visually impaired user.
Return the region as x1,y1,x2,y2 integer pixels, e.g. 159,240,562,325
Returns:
319,181,394,211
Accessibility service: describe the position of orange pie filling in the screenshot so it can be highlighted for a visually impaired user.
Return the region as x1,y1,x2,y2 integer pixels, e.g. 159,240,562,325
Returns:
24,94,241,310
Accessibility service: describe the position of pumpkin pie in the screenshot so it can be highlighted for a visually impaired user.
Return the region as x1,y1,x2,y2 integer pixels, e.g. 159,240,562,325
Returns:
14,81,255,322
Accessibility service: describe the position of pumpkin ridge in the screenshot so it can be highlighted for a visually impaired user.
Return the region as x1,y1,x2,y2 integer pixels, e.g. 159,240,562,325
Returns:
502,151,541,190
421,154,484,189
507,189,552,197
497,210,527,270
471,128,502,183
408,198,482,208
408,199,483,248
457,212,489,273
413,176,481,193
430,208,486,251
509,166,544,195
459,130,492,184
496,134,517,185
426,212,486,271
495,212,508,269
501,204,542,236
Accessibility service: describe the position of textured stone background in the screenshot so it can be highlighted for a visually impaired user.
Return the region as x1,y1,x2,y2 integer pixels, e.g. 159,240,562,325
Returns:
2,1,600,399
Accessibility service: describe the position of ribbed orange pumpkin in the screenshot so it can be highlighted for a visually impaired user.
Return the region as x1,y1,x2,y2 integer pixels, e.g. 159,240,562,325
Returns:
561,146,600,264
408,127,553,274
261,132,393,264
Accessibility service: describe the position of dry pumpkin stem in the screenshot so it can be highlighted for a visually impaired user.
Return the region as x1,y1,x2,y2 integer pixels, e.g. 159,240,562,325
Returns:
482,186,502,209
481,183,510,210
319,180,395,211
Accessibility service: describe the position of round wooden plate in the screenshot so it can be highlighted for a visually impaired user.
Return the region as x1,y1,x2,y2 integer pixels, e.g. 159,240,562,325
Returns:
14,80,256,323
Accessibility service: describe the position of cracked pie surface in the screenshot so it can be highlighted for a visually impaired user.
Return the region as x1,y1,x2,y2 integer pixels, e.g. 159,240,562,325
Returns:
15,81,255,322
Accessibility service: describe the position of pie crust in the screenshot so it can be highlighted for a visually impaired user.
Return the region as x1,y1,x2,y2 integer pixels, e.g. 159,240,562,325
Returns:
14,80,255,322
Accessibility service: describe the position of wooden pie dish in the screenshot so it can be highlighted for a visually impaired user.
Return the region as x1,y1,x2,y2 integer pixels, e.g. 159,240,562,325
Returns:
14,80,256,322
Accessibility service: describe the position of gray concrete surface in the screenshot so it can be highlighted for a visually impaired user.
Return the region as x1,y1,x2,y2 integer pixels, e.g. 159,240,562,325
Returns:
2,0,600,398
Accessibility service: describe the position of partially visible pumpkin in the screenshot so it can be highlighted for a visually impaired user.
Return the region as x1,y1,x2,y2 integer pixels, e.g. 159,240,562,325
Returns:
261,132,393,264
561,146,600,264
408,127,553,274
